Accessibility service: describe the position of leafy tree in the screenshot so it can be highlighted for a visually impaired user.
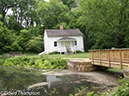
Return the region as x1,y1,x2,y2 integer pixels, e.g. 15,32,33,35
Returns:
37,0,69,29
0,21,17,52
26,35,44,52
0,0,15,22
11,0,38,28
6,15,23,33
59,0,79,10
79,0,129,49
17,29,31,50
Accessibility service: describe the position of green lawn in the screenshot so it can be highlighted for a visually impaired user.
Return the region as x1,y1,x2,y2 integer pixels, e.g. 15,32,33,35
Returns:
22,52,89,59
107,68,123,72
39,52,89,59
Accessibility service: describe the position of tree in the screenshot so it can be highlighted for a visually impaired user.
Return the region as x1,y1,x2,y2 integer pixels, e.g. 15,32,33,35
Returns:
11,0,38,28
37,0,69,29
79,0,129,49
59,0,79,10
0,0,15,22
26,35,44,52
0,21,22,52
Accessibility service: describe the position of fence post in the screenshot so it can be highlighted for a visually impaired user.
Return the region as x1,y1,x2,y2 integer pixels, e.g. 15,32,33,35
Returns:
108,50,111,67
119,50,123,69
92,50,94,64
100,50,101,66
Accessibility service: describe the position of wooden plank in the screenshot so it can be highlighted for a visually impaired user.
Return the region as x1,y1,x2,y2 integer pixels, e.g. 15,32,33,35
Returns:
119,50,123,69
92,51,94,64
100,50,102,66
108,50,111,67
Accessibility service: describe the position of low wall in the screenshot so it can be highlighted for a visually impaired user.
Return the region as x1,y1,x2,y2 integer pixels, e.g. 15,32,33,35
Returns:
67,60,95,72
67,60,108,72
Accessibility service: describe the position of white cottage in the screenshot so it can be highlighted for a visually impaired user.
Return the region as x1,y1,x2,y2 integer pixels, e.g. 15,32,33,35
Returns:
44,25,84,54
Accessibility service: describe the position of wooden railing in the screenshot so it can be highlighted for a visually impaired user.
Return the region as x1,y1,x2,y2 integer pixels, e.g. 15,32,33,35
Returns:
89,49,129,69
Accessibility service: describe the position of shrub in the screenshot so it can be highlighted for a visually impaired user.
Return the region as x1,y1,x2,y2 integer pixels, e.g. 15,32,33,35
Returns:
49,51,59,55
76,50,84,53
111,78,129,96
2,56,67,70
0,59,4,65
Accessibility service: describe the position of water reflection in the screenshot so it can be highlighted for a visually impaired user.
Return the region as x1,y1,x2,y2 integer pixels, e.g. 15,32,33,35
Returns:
0,67,106,96
46,75,62,89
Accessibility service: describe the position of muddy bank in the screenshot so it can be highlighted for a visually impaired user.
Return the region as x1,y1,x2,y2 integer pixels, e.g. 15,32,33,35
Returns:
42,69,123,92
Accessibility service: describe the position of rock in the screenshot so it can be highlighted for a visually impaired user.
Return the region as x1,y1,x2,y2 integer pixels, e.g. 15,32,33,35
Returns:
28,82,48,89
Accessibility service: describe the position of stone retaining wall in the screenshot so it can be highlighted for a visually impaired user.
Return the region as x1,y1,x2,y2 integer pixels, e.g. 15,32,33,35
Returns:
67,60,95,72
67,60,108,72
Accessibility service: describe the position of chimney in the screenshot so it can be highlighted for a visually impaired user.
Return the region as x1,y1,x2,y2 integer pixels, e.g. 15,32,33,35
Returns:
60,24,63,30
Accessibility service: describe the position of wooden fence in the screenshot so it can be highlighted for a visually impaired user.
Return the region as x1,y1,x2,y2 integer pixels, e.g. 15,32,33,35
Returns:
89,49,129,69
1,52,22,59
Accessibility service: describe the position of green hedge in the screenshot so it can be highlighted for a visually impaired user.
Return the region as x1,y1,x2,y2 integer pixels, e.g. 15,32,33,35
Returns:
1,56,68,69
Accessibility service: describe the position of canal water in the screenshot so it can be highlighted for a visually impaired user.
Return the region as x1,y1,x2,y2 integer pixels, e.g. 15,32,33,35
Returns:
0,67,109,96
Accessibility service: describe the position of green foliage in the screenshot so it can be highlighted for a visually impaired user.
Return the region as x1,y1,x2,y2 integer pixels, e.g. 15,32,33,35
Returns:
0,59,4,66
69,78,129,96
112,78,129,96
86,91,99,96
79,0,129,49
50,57,68,69
26,35,44,52
11,42,23,51
37,0,69,29
59,0,79,11
2,0,129,53
49,51,59,55
0,21,16,52
2,56,67,69
76,50,84,53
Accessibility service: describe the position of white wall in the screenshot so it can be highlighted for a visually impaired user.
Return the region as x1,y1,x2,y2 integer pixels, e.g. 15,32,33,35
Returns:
44,30,49,54
47,37,63,53
45,35,84,54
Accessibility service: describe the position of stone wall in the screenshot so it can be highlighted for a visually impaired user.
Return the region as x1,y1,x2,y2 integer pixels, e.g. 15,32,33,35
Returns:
67,60,96,72
67,60,108,72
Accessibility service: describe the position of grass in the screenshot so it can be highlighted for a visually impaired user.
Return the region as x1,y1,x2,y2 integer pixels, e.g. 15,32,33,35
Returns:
39,52,89,59
21,52,89,59
107,68,123,72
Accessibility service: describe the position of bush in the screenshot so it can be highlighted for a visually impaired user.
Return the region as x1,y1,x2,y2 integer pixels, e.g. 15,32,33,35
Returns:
49,51,59,55
111,78,129,96
2,56,67,69
76,50,84,53
0,59,4,65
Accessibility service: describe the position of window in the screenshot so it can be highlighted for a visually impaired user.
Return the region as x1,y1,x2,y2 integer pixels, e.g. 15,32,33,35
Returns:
75,41,77,45
54,42,57,47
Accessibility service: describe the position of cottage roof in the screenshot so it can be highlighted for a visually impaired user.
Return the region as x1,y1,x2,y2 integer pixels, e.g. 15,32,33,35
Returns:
45,29,83,37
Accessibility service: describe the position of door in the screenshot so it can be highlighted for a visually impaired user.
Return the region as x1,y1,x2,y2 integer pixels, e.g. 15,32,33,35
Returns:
65,41,70,52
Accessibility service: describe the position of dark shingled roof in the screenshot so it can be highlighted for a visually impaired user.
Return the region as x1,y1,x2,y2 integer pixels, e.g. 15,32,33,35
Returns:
45,29,83,37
